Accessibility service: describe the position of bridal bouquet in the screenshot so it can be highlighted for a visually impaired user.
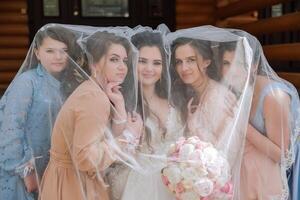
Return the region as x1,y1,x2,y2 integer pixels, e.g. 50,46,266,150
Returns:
161,136,233,200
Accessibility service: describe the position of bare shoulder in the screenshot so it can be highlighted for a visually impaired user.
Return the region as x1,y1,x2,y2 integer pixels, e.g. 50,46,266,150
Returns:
264,88,291,114
264,85,291,104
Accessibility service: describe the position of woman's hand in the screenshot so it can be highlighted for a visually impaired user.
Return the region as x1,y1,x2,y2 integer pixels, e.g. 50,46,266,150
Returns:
23,172,38,193
223,92,237,118
126,111,143,139
105,82,127,121
187,97,198,133
105,82,125,106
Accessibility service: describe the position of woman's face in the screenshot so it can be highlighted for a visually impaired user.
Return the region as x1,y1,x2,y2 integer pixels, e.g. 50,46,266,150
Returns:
137,46,163,87
175,44,210,86
95,43,128,83
222,50,247,92
35,37,68,76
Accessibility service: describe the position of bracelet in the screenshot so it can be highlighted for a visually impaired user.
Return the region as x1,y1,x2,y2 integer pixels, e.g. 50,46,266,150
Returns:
120,129,140,152
122,129,135,143
112,118,127,125
23,165,35,177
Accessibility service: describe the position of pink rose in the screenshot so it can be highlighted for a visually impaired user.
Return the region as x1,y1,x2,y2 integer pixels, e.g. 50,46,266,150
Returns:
175,182,185,194
161,175,170,186
220,182,233,195
195,142,203,149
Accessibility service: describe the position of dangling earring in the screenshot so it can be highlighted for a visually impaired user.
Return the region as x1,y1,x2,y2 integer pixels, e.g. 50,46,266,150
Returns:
93,71,97,79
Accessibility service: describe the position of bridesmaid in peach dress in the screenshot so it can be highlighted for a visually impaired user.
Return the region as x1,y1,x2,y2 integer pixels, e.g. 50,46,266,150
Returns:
219,38,295,200
40,31,142,200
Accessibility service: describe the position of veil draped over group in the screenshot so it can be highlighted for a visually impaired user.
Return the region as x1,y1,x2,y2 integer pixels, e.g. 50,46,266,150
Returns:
0,23,299,200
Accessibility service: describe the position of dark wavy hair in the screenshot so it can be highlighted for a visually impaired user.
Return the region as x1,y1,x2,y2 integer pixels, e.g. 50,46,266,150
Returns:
131,30,169,148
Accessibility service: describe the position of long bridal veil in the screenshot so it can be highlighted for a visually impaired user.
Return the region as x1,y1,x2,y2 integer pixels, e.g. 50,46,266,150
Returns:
0,23,298,200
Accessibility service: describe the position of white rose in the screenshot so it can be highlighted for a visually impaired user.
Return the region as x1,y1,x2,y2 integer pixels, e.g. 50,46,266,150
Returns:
163,165,182,185
188,149,202,161
186,136,200,145
179,162,188,170
179,144,195,160
201,146,218,163
195,166,208,177
180,191,199,200
193,178,214,197
206,161,222,178
181,179,193,189
181,167,197,181
167,143,176,155
215,156,231,185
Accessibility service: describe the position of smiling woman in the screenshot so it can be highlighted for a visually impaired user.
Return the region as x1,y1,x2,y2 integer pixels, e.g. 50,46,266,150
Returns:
0,24,78,200
105,28,184,200
34,37,69,77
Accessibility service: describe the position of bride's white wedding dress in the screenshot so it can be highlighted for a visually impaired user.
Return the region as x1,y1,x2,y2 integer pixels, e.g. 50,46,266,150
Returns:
107,107,183,200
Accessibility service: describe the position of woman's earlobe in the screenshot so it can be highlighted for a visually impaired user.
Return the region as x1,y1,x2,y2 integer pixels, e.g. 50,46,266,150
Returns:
204,59,211,68
90,65,97,78
34,49,40,61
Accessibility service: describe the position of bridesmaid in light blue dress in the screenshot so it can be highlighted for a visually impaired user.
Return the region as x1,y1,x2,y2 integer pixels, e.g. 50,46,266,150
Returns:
0,25,76,200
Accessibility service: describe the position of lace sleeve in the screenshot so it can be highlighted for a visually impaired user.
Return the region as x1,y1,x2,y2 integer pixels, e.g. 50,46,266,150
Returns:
0,73,34,177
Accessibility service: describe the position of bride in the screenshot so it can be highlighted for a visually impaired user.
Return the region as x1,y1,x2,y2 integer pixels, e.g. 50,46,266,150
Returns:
106,29,183,200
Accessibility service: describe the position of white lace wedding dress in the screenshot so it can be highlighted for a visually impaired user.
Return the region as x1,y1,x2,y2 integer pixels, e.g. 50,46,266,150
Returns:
106,107,183,200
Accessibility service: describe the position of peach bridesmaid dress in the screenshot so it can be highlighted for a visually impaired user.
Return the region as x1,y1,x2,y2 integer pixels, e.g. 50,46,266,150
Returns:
40,80,116,200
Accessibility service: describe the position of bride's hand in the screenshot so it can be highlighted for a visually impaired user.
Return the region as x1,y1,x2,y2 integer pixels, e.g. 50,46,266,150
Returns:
126,111,143,139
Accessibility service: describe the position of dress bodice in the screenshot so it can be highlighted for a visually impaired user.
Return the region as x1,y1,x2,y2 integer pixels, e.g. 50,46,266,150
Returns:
141,106,184,154
250,81,299,137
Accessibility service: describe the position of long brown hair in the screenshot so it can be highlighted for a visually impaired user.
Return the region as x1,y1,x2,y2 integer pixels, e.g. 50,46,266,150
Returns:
170,37,218,124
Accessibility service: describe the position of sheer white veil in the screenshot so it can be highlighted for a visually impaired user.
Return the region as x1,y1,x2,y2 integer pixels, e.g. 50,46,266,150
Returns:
1,23,298,200
165,25,297,199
